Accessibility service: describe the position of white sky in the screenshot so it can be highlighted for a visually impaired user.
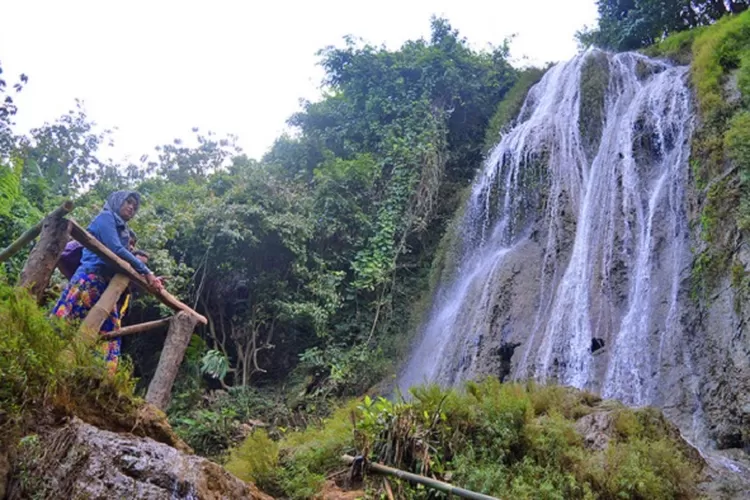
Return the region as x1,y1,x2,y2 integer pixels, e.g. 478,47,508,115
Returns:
0,0,597,163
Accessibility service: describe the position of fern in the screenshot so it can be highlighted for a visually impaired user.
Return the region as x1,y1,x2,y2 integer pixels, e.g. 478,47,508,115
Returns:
0,157,22,217
200,349,230,381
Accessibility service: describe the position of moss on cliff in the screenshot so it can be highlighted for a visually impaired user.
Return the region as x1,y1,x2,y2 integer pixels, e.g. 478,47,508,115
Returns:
484,67,547,152
579,51,611,159
648,11,750,298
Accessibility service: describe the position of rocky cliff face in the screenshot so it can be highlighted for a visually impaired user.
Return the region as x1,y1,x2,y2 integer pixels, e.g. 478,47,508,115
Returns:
398,48,750,460
5,417,272,500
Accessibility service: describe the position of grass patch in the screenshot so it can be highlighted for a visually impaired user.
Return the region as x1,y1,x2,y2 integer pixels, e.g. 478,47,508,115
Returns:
643,28,705,64
0,282,138,440
225,378,702,499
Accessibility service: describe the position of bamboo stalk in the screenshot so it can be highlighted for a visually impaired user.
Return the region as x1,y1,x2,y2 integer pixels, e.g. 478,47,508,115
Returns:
341,455,500,500
80,274,130,345
0,200,74,262
69,220,207,324
101,317,173,340
383,477,395,500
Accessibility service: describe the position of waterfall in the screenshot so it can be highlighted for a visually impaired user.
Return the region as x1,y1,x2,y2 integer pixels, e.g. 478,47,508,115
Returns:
398,49,694,409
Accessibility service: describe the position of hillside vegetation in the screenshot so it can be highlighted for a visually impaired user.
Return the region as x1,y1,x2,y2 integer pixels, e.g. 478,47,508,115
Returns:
645,9,750,299
225,379,704,499
2,2,750,498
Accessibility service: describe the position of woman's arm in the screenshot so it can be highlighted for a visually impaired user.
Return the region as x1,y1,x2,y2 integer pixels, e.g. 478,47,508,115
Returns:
96,212,152,276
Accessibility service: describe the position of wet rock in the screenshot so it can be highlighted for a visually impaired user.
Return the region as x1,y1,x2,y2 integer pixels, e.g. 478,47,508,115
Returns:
574,411,614,450
495,342,521,381
590,338,605,354
7,418,272,500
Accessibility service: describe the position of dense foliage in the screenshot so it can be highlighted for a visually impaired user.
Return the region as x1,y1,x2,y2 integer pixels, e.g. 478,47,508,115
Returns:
0,18,519,453
225,379,703,499
578,0,749,51
4,9,749,497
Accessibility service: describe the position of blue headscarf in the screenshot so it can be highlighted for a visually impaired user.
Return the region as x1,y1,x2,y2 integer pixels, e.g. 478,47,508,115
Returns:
103,190,141,228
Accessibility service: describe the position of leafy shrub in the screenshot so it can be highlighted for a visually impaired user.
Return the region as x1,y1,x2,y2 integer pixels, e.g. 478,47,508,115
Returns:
224,429,279,490
170,407,240,459
168,385,295,458
227,378,701,498
0,281,138,446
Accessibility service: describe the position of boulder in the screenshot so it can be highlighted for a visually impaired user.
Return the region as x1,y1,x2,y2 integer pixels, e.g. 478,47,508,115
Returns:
7,418,272,500
574,411,615,451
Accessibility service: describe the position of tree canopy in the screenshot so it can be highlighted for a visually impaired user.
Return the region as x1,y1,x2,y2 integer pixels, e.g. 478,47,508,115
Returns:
577,0,749,51
0,18,518,400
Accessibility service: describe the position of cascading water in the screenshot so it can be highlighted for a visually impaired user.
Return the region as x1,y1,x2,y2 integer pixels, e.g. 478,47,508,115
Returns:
398,49,695,410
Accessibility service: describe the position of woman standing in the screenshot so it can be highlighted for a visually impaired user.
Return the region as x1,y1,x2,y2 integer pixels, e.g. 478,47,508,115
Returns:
52,190,163,372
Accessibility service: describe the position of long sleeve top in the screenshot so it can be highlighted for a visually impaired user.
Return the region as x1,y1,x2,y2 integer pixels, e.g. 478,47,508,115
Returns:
77,210,151,277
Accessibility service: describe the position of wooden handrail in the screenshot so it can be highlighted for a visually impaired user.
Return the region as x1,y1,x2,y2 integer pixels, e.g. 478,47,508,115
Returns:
101,317,172,340
0,200,74,262
69,220,207,324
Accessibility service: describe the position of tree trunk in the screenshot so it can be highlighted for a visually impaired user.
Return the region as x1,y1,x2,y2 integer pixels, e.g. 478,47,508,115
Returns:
19,208,72,303
0,200,73,264
146,312,198,410
79,274,130,345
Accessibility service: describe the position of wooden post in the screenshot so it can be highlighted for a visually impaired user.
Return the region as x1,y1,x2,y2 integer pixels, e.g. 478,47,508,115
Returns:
0,200,73,263
18,202,75,303
79,274,130,345
146,312,198,410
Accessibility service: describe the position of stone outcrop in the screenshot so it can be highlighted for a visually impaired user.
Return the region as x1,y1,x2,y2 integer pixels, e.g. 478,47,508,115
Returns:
398,48,750,465
6,418,272,500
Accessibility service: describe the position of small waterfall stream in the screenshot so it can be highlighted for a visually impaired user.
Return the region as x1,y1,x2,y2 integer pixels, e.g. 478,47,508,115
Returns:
399,49,694,410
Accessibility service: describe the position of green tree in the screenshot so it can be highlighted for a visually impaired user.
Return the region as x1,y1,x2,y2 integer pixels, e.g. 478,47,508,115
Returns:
578,0,749,51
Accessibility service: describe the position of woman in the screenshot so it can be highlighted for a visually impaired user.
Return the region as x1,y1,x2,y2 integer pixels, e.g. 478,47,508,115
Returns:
52,190,162,372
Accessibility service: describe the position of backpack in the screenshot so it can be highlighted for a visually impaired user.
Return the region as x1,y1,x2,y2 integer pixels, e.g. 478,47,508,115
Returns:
58,240,83,280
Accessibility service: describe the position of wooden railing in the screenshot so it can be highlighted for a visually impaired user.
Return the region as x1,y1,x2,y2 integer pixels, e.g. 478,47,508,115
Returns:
0,201,205,410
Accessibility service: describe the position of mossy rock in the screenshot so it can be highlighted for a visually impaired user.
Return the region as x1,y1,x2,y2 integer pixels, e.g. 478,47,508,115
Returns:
579,51,610,160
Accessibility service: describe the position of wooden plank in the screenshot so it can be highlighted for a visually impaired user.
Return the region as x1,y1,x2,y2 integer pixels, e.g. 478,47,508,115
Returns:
69,219,207,324
80,274,130,345
0,200,74,263
146,311,198,410
101,317,172,340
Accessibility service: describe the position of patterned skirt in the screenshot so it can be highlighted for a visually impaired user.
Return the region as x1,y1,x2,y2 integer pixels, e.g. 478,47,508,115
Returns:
52,269,121,373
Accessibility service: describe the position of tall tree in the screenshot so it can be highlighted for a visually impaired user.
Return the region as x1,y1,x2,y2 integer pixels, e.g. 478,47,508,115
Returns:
578,0,749,50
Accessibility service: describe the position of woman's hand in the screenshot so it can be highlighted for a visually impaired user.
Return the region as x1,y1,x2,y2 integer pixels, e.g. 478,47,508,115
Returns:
146,272,164,292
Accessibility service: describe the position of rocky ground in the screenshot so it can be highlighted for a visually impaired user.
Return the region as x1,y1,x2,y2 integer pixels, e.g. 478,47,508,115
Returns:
2,404,272,500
